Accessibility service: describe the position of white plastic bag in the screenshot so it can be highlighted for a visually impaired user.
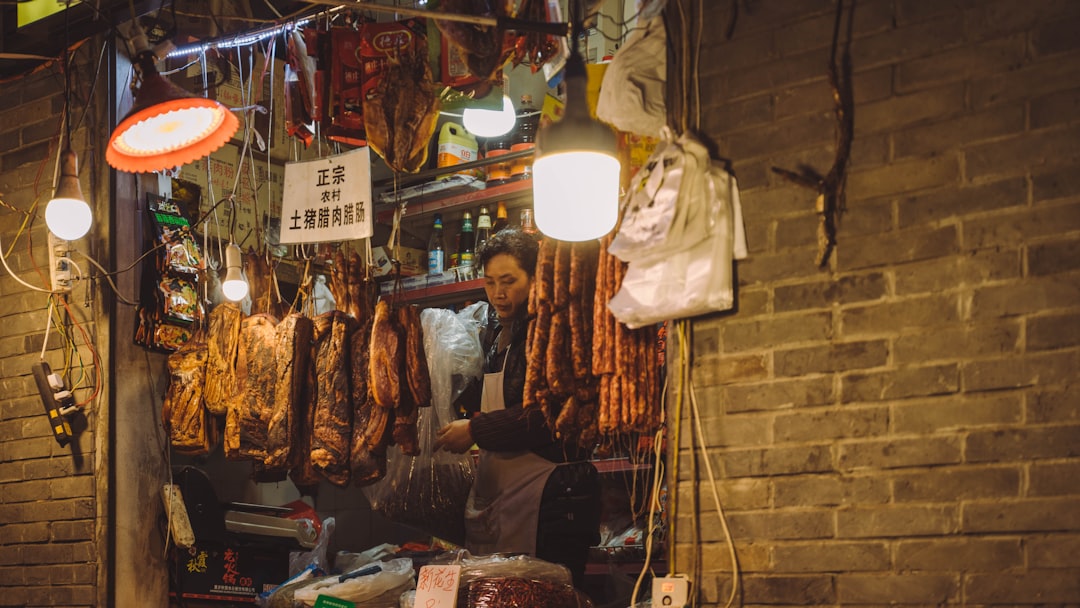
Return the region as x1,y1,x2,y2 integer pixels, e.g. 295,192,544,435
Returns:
607,128,711,264
596,14,668,137
607,159,747,329
292,557,414,606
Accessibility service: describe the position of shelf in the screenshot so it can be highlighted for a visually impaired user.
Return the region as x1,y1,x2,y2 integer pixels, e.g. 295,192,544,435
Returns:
388,277,486,306
376,179,534,223
592,457,654,474
585,557,666,576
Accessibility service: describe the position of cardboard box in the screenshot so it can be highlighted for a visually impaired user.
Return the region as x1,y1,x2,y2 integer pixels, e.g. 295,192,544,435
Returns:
372,246,425,277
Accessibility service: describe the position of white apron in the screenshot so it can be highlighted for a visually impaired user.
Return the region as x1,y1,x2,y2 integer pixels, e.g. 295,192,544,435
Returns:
463,343,558,556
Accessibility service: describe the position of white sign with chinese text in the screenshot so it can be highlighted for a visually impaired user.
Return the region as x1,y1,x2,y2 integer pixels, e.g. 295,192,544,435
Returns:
414,564,461,608
281,147,373,243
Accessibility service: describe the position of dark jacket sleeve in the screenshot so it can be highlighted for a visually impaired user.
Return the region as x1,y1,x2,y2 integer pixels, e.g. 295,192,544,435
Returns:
470,405,554,451
469,314,559,453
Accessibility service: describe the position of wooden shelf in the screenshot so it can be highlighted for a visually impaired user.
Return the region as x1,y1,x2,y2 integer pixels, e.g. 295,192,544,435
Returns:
391,277,486,306
376,179,534,223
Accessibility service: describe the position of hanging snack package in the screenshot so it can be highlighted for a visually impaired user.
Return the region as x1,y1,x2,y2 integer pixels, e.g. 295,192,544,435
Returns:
147,194,204,277
327,25,365,146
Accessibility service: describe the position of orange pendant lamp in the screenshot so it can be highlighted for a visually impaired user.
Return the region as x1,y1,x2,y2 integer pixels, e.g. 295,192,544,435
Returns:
107,32,239,173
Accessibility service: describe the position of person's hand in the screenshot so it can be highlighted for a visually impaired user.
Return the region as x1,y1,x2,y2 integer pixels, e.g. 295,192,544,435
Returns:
434,419,474,454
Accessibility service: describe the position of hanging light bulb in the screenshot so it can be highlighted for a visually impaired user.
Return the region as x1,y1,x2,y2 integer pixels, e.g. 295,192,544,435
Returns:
532,31,619,242
46,149,93,241
463,94,516,138
107,25,239,173
221,243,249,302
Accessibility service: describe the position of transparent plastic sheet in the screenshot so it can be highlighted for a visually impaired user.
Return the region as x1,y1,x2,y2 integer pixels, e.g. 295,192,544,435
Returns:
257,564,321,608
428,550,572,588
334,543,399,575
288,517,335,578
363,307,484,542
292,557,415,606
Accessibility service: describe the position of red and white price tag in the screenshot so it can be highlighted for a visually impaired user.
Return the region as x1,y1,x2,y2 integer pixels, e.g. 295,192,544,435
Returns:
415,564,462,608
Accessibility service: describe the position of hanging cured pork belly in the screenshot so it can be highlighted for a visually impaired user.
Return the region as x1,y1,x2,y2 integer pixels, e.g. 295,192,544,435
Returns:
310,311,355,487
362,42,440,174
264,313,314,471
162,329,213,455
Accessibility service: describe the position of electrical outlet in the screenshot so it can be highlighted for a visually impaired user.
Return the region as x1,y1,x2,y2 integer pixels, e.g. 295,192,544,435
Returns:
32,361,75,447
652,576,691,608
47,232,73,292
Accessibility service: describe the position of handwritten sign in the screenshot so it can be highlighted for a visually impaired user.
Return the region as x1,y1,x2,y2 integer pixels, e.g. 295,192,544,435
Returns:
415,564,461,608
281,147,373,244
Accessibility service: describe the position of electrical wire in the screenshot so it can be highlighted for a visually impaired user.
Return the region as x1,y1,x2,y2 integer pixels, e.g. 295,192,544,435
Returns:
40,299,56,361
631,367,670,605
0,234,58,294
684,321,739,608
73,250,140,306
60,296,101,406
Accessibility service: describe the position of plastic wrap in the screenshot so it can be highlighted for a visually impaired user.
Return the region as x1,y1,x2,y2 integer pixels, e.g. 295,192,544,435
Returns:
293,557,415,606
289,517,335,577
257,564,321,608
428,551,572,588
466,577,592,608
363,307,483,542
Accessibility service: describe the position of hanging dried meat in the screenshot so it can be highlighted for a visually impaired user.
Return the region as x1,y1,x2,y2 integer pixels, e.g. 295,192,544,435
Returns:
310,311,355,487
369,300,402,408
349,316,384,486
288,345,321,492
265,313,314,471
399,304,432,408
435,0,507,97
230,314,279,462
593,233,662,438
362,37,440,174
203,302,242,415
162,330,214,455
245,249,275,316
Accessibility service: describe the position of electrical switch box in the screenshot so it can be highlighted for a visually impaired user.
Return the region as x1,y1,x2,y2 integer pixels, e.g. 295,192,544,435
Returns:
652,575,691,608
47,232,73,292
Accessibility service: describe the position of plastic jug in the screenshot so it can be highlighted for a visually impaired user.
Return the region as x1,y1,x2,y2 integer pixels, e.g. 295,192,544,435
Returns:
437,122,480,179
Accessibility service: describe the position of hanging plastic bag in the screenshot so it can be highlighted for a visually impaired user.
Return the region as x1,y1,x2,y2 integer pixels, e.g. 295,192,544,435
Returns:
363,307,483,543
607,128,711,265
607,157,747,329
596,14,668,137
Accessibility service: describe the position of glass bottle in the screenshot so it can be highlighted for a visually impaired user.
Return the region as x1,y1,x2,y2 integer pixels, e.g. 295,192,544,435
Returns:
510,95,539,181
493,201,510,233
427,213,445,274
459,211,475,267
475,205,492,253
520,207,539,239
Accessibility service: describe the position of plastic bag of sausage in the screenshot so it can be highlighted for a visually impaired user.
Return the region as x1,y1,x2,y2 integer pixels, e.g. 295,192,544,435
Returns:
363,306,483,543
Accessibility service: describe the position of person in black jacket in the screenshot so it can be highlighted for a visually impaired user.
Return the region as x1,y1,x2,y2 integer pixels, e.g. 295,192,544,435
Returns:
435,228,600,588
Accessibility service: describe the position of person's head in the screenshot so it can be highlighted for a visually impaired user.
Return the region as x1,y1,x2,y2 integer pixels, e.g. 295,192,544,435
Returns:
477,228,538,322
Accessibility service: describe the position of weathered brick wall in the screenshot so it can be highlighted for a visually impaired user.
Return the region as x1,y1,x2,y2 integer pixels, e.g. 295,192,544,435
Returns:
673,0,1080,605
0,65,104,606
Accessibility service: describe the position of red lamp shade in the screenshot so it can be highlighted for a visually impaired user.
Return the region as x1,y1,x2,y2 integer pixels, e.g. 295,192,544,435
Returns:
107,55,239,173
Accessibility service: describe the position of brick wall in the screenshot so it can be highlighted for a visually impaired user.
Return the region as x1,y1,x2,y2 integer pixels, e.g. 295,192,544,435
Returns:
672,0,1080,605
0,63,105,605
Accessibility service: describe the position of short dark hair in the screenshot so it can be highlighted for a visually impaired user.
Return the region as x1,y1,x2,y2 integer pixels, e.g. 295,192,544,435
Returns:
476,228,539,277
